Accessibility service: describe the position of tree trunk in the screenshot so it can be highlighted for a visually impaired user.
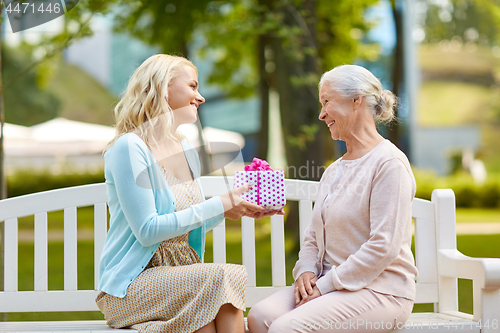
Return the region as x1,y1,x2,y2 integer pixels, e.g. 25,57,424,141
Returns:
271,0,323,235
273,0,323,181
0,4,5,200
389,0,404,149
256,34,270,160
0,4,7,322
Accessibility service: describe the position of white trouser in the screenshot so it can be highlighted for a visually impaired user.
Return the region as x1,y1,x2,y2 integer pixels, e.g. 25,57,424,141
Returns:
247,286,413,332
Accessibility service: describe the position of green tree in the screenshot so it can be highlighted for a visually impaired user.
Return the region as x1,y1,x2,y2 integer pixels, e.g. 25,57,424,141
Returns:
0,0,119,191
204,0,380,176
113,0,217,58
115,0,379,173
422,0,500,45
1,0,117,131
2,45,61,126
0,2,120,307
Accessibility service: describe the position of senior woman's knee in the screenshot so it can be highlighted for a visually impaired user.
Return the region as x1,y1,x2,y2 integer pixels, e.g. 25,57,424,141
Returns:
268,315,297,333
247,300,284,332
247,303,269,332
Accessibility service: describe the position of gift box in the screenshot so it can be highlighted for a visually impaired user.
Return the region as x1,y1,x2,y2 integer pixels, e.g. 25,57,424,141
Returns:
234,158,286,210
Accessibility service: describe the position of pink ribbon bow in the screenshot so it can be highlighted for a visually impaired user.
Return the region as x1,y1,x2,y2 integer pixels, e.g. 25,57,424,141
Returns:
244,157,273,171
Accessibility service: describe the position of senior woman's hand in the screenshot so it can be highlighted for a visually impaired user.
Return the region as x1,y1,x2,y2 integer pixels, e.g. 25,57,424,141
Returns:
294,271,319,306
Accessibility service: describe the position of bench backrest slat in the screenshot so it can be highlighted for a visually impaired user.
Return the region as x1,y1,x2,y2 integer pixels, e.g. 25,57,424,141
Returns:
212,220,226,264
4,218,18,292
415,283,439,303
298,200,313,249
34,212,48,291
414,215,438,285
241,217,257,287
0,177,442,313
412,199,439,306
270,215,286,287
64,207,78,291
94,202,108,289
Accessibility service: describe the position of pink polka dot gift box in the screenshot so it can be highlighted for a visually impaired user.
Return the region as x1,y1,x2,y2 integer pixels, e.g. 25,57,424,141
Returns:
233,158,286,210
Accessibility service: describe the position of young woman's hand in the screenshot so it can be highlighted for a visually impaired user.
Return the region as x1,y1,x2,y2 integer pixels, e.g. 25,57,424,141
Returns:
251,208,285,220
219,185,286,220
294,271,319,306
219,185,265,220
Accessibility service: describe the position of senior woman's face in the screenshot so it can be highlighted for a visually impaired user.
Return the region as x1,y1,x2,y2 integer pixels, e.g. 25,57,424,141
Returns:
318,83,356,141
168,65,205,126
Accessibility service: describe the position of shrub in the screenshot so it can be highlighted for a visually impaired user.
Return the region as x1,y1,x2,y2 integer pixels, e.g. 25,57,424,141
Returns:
6,168,105,198
480,182,500,208
414,168,500,208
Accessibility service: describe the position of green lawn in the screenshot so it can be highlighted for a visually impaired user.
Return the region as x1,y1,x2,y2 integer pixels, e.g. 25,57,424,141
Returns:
418,81,492,127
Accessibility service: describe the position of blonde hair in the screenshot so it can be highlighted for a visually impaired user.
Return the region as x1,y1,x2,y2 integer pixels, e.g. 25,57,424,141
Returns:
105,54,197,152
319,65,397,123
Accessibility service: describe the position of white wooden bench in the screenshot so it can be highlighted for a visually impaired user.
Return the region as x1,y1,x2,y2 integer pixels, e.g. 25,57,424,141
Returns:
0,176,499,332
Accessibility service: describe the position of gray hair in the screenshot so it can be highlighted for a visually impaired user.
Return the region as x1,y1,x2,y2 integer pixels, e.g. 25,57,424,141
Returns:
319,65,397,122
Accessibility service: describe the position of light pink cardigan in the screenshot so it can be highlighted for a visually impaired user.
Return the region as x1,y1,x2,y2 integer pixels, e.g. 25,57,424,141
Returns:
292,140,418,300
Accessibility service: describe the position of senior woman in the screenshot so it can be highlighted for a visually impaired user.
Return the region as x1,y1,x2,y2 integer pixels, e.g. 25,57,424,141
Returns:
247,65,418,332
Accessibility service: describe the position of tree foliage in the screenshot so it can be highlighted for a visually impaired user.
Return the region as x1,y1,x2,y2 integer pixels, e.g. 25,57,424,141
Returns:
198,0,380,97
422,0,500,45
0,0,121,201
1,0,120,126
113,0,218,57
2,45,61,126
115,0,381,163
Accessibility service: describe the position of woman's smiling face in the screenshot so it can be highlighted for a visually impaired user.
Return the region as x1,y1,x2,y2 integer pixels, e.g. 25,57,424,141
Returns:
318,82,357,141
168,65,205,127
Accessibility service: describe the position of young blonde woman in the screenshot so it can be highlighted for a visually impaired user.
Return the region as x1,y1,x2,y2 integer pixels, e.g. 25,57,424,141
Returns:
96,54,281,333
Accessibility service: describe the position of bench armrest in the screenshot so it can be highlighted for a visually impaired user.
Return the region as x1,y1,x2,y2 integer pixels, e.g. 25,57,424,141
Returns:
438,248,500,327
438,249,500,290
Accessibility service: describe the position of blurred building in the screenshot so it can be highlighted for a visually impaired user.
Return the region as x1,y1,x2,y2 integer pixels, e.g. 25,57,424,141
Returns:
4,118,245,174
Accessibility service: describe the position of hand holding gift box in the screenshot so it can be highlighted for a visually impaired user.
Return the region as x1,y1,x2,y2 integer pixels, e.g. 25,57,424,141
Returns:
234,158,286,210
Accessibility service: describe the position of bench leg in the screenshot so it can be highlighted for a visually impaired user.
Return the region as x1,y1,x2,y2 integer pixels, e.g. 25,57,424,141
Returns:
481,289,500,333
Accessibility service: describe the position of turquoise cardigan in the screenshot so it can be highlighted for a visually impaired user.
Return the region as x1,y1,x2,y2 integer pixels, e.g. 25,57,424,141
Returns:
98,133,225,298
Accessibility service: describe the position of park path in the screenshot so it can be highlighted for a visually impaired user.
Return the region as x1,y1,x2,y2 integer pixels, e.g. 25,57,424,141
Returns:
14,222,500,243
455,222,500,235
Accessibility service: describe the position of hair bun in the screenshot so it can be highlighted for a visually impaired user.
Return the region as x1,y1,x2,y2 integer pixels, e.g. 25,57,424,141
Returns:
378,90,397,122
